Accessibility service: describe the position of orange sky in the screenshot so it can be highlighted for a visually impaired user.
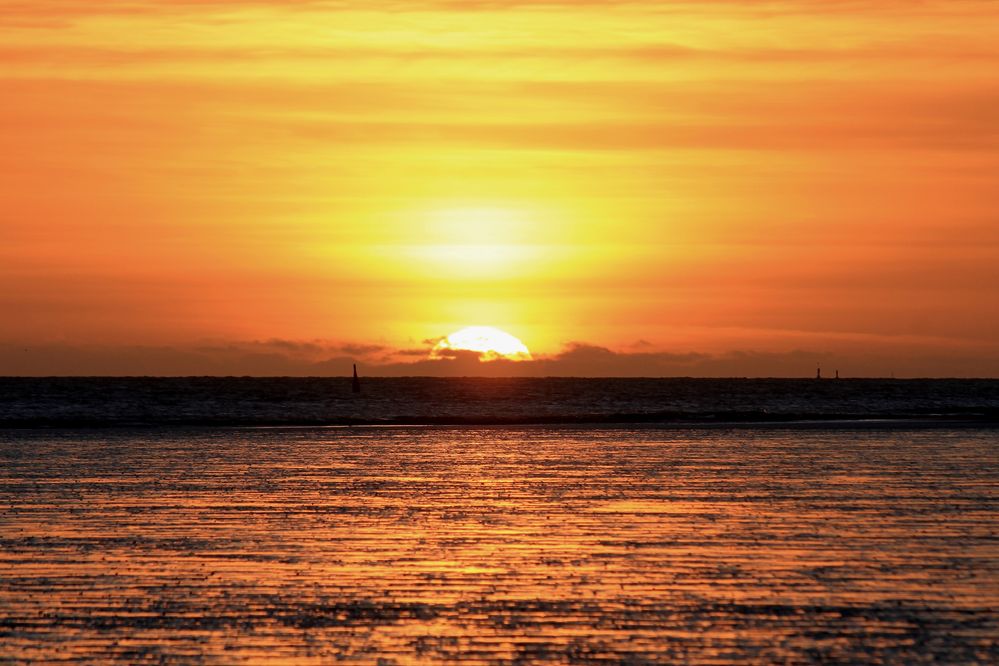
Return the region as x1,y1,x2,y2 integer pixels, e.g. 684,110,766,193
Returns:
2,1,998,376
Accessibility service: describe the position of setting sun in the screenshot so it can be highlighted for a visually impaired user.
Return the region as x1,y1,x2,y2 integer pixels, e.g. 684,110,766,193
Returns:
431,326,532,362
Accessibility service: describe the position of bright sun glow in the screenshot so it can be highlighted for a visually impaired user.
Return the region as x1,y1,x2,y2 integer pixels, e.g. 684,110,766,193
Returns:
431,326,532,361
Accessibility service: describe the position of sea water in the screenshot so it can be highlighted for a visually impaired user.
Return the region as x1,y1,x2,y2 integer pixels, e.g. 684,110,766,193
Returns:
1,377,998,426
1,425,996,663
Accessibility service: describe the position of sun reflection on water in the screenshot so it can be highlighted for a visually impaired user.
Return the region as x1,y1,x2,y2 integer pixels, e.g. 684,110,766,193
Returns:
0,427,996,663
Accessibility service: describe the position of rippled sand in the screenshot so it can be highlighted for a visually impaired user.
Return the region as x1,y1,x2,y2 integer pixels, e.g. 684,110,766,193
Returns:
1,426,997,663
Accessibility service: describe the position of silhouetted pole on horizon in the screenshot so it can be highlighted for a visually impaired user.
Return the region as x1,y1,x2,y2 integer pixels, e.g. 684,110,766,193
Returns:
816,366,822,380
835,370,840,379
352,363,361,393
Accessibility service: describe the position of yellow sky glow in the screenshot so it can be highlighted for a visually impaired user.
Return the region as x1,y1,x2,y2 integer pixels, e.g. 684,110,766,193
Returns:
1,1,998,375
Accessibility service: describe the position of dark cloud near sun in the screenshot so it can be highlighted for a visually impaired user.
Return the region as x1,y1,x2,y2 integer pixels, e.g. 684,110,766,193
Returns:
395,348,435,357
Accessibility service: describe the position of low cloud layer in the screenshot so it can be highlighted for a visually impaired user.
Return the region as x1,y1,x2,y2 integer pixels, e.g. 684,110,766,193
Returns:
2,340,996,378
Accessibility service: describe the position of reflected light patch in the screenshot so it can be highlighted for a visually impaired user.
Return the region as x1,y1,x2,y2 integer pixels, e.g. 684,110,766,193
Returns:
431,326,532,361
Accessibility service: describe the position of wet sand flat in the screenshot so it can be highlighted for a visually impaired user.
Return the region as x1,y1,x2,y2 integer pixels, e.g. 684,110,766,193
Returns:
1,426,997,663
